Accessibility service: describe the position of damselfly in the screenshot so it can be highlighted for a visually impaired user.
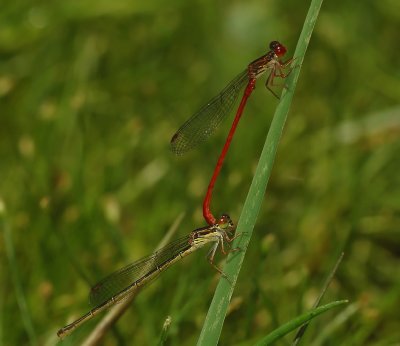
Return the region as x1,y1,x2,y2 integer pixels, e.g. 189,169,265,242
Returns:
57,214,235,338
170,41,293,225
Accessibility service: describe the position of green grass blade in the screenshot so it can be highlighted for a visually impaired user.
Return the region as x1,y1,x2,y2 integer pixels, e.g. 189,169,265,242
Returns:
1,208,37,345
292,252,345,345
196,0,325,344
254,300,349,346
310,303,359,346
157,316,172,346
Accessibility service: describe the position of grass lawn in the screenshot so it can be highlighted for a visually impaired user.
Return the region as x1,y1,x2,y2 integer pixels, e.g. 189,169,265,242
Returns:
1,0,399,344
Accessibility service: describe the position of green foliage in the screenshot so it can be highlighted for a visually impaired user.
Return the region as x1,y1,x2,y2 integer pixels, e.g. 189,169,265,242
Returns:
254,300,348,346
0,0,399,345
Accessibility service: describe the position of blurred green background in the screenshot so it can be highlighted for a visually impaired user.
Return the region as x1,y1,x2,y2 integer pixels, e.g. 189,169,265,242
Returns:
1,0,399,345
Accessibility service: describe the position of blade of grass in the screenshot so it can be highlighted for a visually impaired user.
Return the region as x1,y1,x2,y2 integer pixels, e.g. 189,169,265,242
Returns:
157,316,172,346
196,0,325,344
292,252,345,345
310,303,359,346
1,204,38,345
254,300,349,346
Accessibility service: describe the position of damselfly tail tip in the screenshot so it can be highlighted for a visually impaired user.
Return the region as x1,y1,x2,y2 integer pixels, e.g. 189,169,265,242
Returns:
57,328,65,339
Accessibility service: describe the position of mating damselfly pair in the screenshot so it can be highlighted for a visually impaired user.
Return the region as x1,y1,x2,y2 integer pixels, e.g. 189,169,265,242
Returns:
58,40,293,338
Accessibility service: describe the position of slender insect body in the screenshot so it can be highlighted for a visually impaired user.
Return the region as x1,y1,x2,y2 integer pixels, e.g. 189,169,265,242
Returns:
57,215,235,339
168,41,293,225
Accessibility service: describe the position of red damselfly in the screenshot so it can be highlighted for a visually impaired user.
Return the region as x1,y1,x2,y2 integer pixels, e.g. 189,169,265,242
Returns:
171,41,293,224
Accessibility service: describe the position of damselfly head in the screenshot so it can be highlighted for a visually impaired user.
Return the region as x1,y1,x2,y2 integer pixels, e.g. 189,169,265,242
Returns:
217,214,234,229
269,41,287,57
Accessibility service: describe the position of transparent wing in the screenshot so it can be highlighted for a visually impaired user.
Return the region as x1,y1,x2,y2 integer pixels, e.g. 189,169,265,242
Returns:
89,234,192,307
170,70,248,155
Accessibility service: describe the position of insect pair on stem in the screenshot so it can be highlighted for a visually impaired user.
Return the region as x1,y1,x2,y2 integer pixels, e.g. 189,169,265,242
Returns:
57,41,294,339
170,40,294,225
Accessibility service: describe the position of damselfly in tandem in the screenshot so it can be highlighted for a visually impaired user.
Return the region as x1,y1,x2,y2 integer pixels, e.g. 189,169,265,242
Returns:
57,214,236,338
